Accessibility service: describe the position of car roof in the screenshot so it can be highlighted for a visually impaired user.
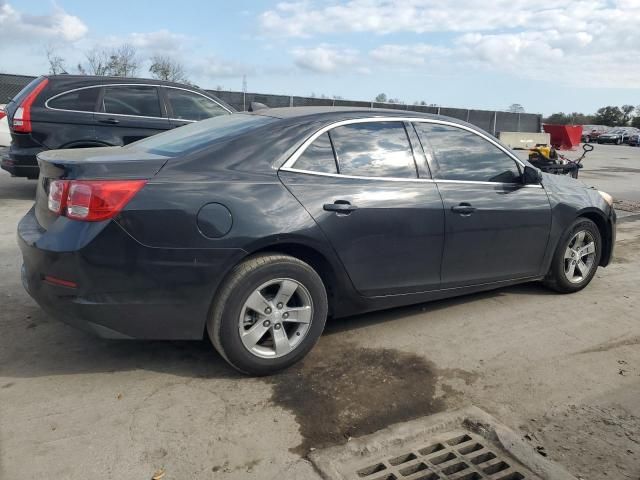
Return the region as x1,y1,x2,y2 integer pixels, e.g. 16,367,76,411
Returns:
44,74,196,89
253,106,443,120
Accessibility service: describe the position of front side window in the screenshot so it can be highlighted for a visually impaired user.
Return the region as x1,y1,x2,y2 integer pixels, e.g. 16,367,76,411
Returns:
293,132,337,173
48,88,99,112
166,88,227,121
415,123,521,183
102,86,162,117
330,122,417,178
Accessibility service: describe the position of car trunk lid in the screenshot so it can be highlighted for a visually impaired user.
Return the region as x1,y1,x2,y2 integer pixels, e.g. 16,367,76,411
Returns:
35,146,168,230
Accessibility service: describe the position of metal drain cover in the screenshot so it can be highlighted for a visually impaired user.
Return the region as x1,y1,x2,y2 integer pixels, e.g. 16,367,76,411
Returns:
309,407,577,480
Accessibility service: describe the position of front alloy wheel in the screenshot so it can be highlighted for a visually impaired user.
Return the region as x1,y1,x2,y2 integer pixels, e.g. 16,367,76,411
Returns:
544,218,601,293
563,231,596,284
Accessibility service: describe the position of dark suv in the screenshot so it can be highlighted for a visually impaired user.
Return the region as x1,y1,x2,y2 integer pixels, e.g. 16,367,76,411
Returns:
2,75,233,178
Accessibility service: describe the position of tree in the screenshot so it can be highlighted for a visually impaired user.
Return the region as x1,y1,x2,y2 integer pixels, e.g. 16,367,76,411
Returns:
544,112,595,125
108,44,139,77
45,46,67,75
631,116,640,129
149,55,187,82
84,44,139,77
508,103,525,113
375,93,387,102
621,104,635,125
593,106,624,127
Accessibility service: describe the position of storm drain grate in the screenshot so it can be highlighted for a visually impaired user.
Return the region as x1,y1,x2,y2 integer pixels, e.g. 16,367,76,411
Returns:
309,407,577,480
354,430,527,480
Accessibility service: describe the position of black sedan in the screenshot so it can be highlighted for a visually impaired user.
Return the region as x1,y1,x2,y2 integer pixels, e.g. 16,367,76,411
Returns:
18,108,616,375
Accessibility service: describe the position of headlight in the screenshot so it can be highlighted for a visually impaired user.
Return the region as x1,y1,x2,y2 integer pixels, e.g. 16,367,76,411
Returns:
598,190,613,206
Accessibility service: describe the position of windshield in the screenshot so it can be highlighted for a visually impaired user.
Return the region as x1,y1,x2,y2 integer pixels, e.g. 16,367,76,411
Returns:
128,114,276,156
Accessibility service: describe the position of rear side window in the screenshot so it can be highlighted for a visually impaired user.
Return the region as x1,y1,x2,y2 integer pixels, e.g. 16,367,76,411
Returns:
415,123,521,183
293,132,337,173
330,122,417,178
166,88,227,121
48,88,99,112
102,86,162,117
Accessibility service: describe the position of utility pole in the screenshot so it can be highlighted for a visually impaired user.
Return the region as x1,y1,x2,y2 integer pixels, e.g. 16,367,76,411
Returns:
242,75,247,112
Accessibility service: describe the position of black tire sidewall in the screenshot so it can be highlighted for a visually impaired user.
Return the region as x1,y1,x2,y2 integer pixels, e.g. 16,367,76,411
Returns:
550,219,602,292
218,260,327,375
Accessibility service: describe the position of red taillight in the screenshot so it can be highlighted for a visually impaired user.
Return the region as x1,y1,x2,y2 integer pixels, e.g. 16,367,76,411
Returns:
47,179,147,222
48,179,69,214
12,78,49,133
0,110,6,120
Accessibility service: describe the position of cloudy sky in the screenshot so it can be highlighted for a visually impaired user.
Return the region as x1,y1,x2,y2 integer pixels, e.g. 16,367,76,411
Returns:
1,0,639,114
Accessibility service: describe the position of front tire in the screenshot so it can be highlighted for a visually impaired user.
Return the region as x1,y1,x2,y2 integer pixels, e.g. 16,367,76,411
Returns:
543,218,601,293
207,253,328,375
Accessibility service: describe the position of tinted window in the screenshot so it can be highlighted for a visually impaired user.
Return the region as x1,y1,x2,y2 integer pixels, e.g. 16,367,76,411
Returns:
415,123,521,183
48,88,99,112
330,122,417,178
293,132,337,173
129,114,275,156
166,88,227,121
102,86,162,117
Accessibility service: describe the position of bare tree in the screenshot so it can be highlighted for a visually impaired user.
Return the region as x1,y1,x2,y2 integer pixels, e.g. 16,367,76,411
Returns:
84,44,139,77
109,44,139,77
149,55,187,82
45,46,67,75
85,47,112,75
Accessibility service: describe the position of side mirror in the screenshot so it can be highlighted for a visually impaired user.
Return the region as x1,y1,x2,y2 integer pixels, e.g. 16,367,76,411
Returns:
523,165,543,185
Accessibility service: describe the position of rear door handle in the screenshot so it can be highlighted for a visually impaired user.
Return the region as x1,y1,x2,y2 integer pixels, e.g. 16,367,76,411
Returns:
451,203,476,215
98,118,119,124
323,200,357,214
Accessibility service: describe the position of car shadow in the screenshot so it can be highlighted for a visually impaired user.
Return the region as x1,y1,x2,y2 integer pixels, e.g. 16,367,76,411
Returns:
0,282,553,381
0,173,37,201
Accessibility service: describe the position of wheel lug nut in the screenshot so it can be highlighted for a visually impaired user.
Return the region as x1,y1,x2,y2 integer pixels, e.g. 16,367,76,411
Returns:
277,302,283,309
283,312,289,319
274,323,281,330
263,320,271,327
264,307,272,314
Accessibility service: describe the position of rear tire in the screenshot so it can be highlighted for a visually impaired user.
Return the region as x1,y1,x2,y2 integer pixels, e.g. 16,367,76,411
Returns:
543,218,601,293
207,253,328,376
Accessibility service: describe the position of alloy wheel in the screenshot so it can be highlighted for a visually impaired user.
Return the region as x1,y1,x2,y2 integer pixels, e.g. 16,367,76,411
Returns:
238,278,313,358
563,230,596,284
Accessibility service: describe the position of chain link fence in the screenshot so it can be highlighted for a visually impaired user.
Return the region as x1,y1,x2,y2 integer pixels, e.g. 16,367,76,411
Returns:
0,73,541,135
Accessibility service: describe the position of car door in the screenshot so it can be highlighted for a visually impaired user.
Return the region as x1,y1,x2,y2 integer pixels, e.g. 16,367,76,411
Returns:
164,87,230,129
43,85,101,147
95,85,170,145
279,120,445,297
414,121,551,288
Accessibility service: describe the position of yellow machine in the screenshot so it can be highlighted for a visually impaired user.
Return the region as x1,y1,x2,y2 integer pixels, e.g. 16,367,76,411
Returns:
528,146,558,163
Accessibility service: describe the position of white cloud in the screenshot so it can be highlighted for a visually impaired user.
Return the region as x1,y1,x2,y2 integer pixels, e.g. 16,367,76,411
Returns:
127,30,189,54
0,2,87,44
260,0,640,88
191,56,256,78
292,45,361,73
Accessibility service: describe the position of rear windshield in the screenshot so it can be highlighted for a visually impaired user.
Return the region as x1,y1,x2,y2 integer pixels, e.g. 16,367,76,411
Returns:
7,76,45,105
128,114,275,156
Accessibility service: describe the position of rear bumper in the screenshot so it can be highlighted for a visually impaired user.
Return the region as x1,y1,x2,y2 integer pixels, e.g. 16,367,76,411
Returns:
2,143,44,178
18,208,244,339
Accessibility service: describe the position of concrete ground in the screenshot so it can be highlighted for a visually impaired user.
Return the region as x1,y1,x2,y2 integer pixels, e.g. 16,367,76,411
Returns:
0,144,639,480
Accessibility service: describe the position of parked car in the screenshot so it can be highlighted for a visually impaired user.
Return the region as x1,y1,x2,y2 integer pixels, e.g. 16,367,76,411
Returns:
580,125,608,143
0,104,10,147
597,129,632,144
2,75,233,178
18,108,616,375
628,134,640,146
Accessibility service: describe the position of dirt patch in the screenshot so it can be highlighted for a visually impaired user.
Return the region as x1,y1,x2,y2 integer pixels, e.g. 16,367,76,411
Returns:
529,404,640,479
577,335,640,354
267,338,465,456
